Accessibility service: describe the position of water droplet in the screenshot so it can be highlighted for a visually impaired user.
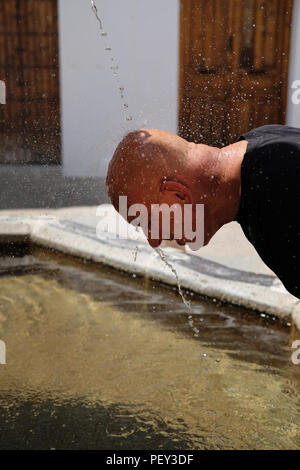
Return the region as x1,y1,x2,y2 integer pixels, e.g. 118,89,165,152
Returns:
90,0,103,30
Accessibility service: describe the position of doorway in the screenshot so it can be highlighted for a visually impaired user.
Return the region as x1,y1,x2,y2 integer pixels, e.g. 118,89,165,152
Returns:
0,0,60,163
179,0,294,146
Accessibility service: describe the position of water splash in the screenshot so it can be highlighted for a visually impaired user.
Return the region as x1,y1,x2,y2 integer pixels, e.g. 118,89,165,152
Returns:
155,247,191,311
188,314,200,338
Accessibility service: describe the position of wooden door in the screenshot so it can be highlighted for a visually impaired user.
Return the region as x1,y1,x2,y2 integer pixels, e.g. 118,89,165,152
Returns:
0,0,60,163
179,0,293,147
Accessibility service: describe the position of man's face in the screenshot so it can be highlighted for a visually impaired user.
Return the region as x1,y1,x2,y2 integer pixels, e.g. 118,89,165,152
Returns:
144,181,204,250
122,175,207,250
146,206,191,248
127,199,200,249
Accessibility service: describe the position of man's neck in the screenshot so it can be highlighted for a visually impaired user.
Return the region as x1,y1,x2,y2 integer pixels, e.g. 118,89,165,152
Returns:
222,140,247,181
217,140,248,224
190,140,248,244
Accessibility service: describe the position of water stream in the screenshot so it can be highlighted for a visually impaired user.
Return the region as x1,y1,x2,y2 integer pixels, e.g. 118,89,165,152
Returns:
90,0,133,121
90,1,191,311
155,247,191,311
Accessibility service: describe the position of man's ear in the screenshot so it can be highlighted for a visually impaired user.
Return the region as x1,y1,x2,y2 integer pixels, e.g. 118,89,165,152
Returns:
160,179,193,204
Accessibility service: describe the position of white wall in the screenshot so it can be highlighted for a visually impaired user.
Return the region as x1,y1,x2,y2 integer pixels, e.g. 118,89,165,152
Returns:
58,0,180,177
287,0,300,127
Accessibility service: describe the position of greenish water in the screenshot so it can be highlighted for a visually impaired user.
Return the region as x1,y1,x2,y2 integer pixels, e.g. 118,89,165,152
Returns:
0,251,299,450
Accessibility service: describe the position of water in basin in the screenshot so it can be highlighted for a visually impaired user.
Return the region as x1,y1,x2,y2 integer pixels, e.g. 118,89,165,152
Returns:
0,250,299,450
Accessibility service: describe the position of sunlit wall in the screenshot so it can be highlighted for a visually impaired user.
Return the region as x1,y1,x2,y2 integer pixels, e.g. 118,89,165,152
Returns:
58,0,180,177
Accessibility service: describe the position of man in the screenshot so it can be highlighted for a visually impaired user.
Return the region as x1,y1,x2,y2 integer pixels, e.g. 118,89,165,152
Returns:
106,125,300,299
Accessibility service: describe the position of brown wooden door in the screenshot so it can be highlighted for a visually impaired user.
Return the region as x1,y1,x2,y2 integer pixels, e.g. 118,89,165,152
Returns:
0,0,60,163
179,0,293,147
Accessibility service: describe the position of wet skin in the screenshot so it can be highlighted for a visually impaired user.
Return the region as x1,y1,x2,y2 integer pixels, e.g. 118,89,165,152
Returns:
106,128,248,250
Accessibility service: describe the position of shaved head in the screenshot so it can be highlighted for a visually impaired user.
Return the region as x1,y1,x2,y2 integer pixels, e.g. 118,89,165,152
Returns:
106,128,192,210
105,127,244,248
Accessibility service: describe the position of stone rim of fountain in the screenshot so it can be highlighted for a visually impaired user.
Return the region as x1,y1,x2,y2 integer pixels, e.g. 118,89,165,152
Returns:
0,206,298,329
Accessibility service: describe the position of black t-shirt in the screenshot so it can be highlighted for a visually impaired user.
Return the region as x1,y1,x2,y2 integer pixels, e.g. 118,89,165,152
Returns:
236,124,300,298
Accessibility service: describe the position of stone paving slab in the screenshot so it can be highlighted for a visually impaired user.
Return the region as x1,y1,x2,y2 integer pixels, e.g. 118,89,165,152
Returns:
0,205,299,326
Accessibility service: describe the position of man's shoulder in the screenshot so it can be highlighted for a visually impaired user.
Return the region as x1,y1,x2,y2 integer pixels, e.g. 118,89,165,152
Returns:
242,124,300,140
241,124,300,157
240,124,300,193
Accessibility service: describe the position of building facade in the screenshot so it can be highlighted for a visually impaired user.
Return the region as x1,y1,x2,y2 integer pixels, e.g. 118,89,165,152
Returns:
1,0,300,176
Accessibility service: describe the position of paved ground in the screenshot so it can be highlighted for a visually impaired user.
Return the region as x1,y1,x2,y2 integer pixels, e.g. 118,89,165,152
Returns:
190,221,275,276
0,165,108,209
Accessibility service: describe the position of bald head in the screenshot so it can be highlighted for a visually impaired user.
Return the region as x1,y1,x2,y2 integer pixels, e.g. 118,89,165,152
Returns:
105,128,246,248
106,128,192,210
